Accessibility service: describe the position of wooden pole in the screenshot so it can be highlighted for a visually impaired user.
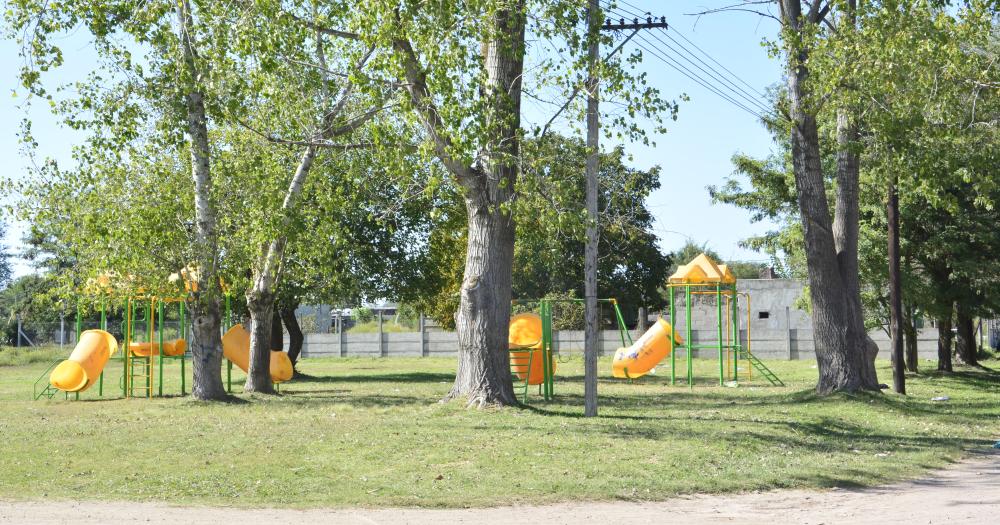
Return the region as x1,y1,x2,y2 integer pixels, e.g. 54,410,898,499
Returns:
888,174,905,394
583,0,601,417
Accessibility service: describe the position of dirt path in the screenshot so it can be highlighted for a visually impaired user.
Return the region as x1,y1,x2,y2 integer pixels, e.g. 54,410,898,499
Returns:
3,450,997,525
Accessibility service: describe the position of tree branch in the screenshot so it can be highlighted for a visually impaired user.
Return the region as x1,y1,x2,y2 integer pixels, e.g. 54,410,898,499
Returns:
282,10,361,40
234,117,377,150
539,29,641,139
392,36,477,181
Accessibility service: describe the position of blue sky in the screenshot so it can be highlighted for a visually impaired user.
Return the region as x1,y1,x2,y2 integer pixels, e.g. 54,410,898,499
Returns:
1,1,784,278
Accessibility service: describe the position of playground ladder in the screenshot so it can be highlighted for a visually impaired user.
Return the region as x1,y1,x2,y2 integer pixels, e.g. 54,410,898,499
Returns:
741,351,784,386
508,349,535,404
129,355,153,397
32,360,63,400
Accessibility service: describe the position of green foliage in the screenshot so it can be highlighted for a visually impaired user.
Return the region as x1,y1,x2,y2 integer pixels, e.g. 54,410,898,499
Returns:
0,274,62,345
411,134,671,328
713,2,1000,331
0,221,11,289
353,307,374,324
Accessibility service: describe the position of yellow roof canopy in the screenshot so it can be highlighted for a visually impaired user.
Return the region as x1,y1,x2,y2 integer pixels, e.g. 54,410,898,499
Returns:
668,253,736,284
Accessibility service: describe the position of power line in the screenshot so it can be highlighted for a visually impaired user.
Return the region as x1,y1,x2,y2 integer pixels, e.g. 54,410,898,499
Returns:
646,28,773,115
605,4,770,113
603,1,774,116
611,0,769,98
631,32,767,121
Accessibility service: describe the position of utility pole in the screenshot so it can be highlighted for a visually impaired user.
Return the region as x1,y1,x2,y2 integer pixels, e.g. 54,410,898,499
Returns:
888,174,905,394
584,7,668,417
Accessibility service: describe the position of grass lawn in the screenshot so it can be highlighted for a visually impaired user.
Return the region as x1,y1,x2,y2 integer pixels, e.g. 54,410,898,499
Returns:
0,351,998,508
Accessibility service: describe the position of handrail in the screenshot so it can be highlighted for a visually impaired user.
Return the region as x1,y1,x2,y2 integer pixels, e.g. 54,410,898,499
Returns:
32,359,63,400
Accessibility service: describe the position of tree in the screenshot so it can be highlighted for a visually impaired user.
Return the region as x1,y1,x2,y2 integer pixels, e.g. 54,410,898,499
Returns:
7,0,240,399
410,135,671,330
716,2,999,381
0,274,60,346
0,221,12,290
353,1,670,406
775,0,880,394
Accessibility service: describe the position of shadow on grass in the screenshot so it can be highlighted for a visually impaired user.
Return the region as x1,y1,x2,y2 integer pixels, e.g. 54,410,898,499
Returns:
290,372,455,384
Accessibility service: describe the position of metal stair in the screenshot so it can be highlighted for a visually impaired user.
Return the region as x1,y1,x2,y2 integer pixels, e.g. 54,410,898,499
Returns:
128,355,152,397
742,351,784,386
33,360,63,400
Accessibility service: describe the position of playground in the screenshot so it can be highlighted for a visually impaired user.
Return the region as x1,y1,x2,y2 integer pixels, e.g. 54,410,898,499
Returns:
2,352,998,508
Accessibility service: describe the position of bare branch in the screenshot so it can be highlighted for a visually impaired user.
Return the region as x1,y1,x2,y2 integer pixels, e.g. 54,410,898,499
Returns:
234,117,376,150
325,104,397,138
539,29,641,139
685,1,781,24
282,10,361,40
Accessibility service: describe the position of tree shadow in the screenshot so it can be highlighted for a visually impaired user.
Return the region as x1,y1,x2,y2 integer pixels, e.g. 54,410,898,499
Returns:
289,372,455,384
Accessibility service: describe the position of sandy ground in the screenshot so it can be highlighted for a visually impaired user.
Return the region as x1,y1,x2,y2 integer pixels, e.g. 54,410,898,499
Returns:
2,449,998,525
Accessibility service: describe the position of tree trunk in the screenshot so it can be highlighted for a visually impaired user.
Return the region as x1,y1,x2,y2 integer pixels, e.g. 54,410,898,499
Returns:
176,0,226,400
444,4,525,407
955,305,978,366
393,4,524,407
887,174,905,394
448,194,517,407
281,304,304,369
245,145,318,393
903,305,918,373
937,315,953,372
781,0,878,395
270,308,283,352
245,287,277,394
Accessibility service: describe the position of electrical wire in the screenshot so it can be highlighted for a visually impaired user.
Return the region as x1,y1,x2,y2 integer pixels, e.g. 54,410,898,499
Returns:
602,1,774,118
631,32,768,121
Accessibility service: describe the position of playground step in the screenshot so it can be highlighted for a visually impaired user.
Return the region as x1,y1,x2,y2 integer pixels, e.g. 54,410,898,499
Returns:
32,359,65,400
741,352,784,386
35,384,59,400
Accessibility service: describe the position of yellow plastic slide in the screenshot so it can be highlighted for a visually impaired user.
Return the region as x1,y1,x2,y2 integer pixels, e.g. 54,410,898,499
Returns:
222,324,294,383
49,329,119,392
612,319,683,379
508,313,555,385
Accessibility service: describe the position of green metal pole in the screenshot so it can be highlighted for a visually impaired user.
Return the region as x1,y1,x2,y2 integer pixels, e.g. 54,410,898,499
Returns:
733,289,741,382
227,359,233,393
612,301,631,346
538,301,555,401
717,284,724,386
685,285,693,387
158,300,165,397
224,294,232,331
669,286,676,386
124,298,131,397
180,301,186,396
99,300,106,396
75,303,82,341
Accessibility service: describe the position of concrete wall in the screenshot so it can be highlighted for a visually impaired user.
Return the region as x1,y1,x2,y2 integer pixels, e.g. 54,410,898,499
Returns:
297,278,940,361
297,326,940,361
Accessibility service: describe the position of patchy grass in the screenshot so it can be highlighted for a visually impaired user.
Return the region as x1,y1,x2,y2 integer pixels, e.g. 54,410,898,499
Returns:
0,345,66,367
0,354,997,508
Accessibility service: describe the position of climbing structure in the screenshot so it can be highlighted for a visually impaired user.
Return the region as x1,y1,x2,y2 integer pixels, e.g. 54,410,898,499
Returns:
665,253,783,386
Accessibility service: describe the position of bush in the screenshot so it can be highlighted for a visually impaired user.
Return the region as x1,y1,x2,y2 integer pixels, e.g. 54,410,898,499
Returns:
354,307,374,324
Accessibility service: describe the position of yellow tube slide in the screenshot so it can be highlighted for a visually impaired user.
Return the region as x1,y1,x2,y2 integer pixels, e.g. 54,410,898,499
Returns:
612,319,683,379
129,339,187,357
49,330,119,392
222,324,293,383
508,313,555,385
